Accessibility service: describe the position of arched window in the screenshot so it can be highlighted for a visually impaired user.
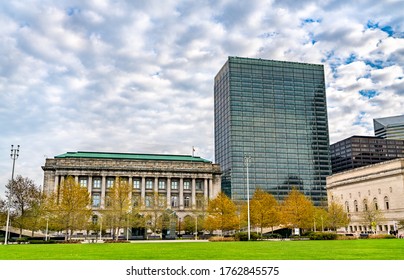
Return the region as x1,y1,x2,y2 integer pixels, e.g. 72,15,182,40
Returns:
354,200,358,212
373,197,378,210
363,199,368,211
345,201,350,213
384,196,390,210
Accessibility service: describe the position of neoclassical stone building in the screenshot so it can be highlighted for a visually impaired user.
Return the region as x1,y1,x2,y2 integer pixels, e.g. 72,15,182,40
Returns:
327,158,404,236
42,151,221,222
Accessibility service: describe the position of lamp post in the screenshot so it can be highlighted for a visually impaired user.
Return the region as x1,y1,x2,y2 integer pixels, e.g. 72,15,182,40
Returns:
244,154,251,241
5,145,20,245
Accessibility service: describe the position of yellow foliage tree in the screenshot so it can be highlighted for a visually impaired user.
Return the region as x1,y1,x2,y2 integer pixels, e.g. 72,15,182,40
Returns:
205,192,239,235
327,200,350,231
52,176,92,240
247,188,280,236
281,189,315,231
103,178,132,240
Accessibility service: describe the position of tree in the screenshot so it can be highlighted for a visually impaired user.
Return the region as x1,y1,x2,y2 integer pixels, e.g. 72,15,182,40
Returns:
361,198,383,232
327,200,349,231
103,178,132,240
143,191,167,235
313,207,329,232
204,192,239,234
281,189,315,231
247,188,279,237
51,176,92,240
0,197,6,226
5,175,42,237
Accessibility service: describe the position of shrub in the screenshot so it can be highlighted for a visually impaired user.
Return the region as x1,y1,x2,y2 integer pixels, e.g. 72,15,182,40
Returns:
16,237,28,244
29,239,57,244
307,232,338,240
103,239,129,243
234,232,260,241
369,234,396,239
262,233,282,239
208,236,235,242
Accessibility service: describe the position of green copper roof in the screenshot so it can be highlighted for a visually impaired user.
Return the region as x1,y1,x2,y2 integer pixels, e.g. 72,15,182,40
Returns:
55,151,212,163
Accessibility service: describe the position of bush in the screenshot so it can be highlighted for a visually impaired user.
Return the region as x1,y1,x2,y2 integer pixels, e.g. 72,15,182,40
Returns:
262,233,282,239
307,232,338,240
29,239,57,244
208,236,235,242
16,237,29,244
234,232,260,241
103,239,129,243
369,234,396,239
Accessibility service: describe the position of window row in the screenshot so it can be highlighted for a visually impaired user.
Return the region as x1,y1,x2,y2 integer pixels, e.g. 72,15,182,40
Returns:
79,177,206,191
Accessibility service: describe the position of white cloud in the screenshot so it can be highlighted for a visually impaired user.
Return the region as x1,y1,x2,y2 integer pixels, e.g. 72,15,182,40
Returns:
0,0,403,196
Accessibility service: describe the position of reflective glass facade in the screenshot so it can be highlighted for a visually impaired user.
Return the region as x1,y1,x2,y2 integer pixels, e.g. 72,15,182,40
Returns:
214,57,331,205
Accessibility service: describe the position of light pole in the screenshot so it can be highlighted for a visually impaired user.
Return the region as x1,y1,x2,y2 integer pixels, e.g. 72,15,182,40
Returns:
5,145,20,245
244,154,251,241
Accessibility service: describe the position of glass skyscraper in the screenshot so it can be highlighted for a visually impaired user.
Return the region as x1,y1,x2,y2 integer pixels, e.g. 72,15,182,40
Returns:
214,57,331,205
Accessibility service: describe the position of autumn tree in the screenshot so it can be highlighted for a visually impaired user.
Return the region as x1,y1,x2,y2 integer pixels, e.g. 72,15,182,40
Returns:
144,191,167,235
313,207,329,232
103,178,132,240
361,198,383,231
5,175,42,237
51,176,92,240
327,200,350,231
246,188,279,237
205,192,239,235
281,189,315,232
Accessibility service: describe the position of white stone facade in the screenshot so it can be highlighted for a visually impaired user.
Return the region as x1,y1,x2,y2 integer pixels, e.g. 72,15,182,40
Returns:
327,158,404,236
42,152,222,222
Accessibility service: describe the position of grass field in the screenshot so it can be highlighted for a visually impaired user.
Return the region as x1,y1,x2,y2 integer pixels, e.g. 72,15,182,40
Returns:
1,239,404,260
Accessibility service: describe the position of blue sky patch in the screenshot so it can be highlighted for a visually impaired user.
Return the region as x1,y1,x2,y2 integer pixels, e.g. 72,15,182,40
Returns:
359,89,378,99
366,20,394,36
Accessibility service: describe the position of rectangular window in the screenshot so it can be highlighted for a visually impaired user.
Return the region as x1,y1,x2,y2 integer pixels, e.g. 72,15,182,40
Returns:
196,179,204,190
183,180,191,190
93,178,101,189
171,195,178,207
171,180,178,190
158,180,166,190
196,196,204,209
146,179,153,189
107,177,115,189
79,177,88,188
133,179,140,189
92,193,101,208
184,196,190,208
145,195,153,208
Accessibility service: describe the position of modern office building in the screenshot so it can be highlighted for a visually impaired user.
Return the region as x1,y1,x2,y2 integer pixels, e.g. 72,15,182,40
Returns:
42,151,221,226
327,158,404,236
214,57,331,205
374,114,404,140
330,136,404,174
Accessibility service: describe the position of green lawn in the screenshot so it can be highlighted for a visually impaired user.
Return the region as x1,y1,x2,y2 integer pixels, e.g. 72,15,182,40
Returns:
1,239,403,260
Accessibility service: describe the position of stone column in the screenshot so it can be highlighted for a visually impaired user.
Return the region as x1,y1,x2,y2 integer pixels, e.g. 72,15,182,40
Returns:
154,177,159,193
167,177,171,208
128,177,133,205
54,175,59,192
88,176,93,194
179,178,184,210
208,178,213,199
141,177,146,208
191,178,196,209
74,176,79,184
204,178,208,201
101,176,106,208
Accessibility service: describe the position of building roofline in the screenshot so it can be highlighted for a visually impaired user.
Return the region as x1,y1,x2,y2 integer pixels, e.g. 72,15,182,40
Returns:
54,151,212,163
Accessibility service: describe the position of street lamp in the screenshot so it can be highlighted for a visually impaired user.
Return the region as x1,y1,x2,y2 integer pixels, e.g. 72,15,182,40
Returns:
244,154,252,241
5,145,20,245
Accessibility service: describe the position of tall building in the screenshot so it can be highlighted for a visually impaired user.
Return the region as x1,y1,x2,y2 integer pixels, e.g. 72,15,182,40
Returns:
374,114,404,140
330,136,404,174
214,57,331,205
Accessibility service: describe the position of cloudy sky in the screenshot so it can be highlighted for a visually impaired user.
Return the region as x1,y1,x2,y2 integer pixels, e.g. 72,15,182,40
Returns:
0,0,403,197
